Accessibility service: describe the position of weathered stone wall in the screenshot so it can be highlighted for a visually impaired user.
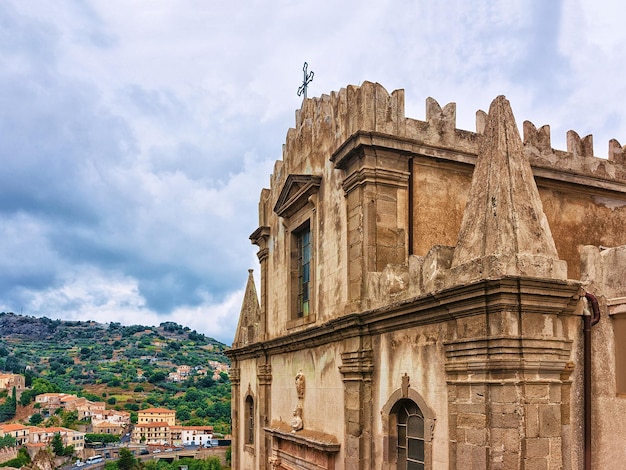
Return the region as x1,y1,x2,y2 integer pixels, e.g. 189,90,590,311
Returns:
269,344,346,465
0,447,18,464
231,81,626,470
372,324,450,468
259,82,626,337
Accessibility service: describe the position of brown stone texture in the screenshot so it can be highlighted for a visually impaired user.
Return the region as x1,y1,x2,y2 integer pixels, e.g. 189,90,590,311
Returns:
227,81,626,469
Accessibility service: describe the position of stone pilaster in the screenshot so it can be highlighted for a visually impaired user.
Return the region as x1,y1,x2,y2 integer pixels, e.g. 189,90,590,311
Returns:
257,361,272,470
332,145,409,312
339,348,374,469
444,280,577,469
250,225,270,341
230,366,241,470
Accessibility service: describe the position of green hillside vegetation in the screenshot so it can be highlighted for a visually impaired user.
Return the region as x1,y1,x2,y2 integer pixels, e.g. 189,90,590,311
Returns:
0,313,231,433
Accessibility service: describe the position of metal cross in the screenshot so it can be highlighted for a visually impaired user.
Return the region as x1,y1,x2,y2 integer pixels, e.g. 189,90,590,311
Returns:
297,62,314,99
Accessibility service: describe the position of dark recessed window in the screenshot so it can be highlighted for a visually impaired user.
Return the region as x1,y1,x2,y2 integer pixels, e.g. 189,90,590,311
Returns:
245,395,254,445
394,399,425,470
296,223,311,318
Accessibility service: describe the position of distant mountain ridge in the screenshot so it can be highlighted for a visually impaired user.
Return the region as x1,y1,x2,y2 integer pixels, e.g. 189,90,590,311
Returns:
0,312,102,340
0,311,229,381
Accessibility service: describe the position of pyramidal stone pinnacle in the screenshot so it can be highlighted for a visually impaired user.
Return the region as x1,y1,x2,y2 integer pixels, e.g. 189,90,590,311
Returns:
451,96,567,280
233,269,261,347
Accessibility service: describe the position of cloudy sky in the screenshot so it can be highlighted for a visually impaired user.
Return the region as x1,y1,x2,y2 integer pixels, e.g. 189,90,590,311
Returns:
1,1,624,344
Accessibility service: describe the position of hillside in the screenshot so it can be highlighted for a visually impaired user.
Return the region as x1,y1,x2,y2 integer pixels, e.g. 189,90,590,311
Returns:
0,312,232,432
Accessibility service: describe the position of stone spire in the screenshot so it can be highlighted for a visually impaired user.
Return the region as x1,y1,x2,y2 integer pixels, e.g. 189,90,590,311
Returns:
451,96,567,280
233,269,261,347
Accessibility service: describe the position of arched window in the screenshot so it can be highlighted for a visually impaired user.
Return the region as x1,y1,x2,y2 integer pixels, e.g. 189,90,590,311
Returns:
245,395,254,445
382,385,434,470
392,399,425,469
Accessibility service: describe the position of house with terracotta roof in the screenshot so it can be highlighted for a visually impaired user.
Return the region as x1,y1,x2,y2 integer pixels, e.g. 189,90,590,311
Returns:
137,408,176,426
131,422,171,445
0,423,29,445
27,426,85,453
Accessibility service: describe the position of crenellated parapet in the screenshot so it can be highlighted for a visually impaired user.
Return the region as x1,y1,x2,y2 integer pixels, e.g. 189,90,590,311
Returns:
522,119,626,181
273,82,626,191
277,81,406,178
609,139,626,165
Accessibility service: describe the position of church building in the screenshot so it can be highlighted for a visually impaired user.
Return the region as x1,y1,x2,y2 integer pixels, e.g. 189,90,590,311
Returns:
226,82,626,469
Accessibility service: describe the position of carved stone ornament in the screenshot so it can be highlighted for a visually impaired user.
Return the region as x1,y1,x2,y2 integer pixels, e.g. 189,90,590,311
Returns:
290,406,303,433
295,370,305,399
269,456,281,469
401,373,410,398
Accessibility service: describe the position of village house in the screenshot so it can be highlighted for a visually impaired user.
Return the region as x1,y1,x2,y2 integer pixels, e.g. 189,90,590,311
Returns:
27,426,85,453
130,407,177,445
179,425,214,447
131,422,170,446
0,374,25,391
92,409,131,426
0,423,29,445
227,82,626,469
137,407,176,426
34,393,69,410
91,421,125,436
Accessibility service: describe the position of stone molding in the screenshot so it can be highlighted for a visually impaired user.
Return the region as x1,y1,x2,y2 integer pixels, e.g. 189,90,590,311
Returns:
329,130,626,197
338,349,374,381
227,277,580,361
249,225,270,247
230,367,241,386
257,363,272,386
272,174,321,219
265,421,340,453
381,382,436,443
444,336,573,376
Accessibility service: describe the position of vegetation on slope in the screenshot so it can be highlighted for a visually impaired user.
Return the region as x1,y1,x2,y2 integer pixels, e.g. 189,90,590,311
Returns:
0,313,231,433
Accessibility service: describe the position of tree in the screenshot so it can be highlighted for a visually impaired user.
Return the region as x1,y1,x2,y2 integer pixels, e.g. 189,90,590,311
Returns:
29,413,44,426
51,433,64,456
0,387,16,422
0,435,17,448
85,434,120,445
117,448,137,470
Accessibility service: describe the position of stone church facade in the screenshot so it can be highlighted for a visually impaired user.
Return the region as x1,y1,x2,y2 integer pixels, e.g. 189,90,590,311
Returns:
226,82,626,469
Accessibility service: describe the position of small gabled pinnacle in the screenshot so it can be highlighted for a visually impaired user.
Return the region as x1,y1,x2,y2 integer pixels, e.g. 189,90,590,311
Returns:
233,269,261,346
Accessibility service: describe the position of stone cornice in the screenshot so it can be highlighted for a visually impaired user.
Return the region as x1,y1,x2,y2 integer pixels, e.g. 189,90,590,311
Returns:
225,277,581,361
330,130,626,197
249,226,270,247
331,130,477,170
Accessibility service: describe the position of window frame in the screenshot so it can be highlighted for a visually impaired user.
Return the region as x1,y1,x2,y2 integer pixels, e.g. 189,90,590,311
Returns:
393,399,425,469
243,390,255,454
272,174,321,329
381,386,435,470
294,220,312,319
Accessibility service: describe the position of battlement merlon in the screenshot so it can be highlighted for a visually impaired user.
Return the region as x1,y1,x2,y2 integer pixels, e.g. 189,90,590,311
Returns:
264,82,626,202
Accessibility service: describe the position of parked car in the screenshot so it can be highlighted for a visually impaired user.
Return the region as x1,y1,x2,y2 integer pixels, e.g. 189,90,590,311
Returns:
153,449,161,454
140,449,149,455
